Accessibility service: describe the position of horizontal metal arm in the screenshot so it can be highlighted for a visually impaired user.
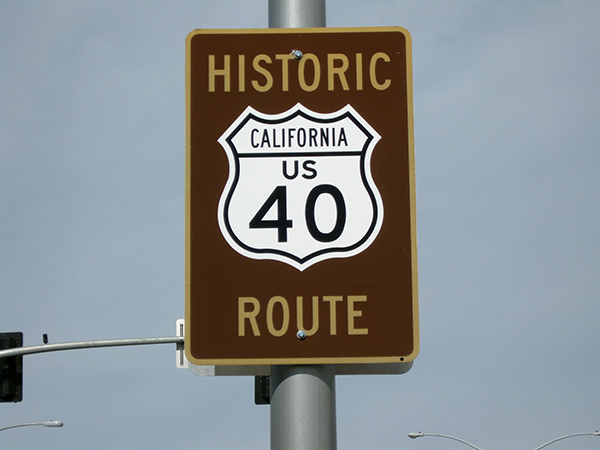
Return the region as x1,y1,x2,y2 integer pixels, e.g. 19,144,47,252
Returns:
0,421,63,432
421,433,483,450
0,336,184,359
533,432,600,450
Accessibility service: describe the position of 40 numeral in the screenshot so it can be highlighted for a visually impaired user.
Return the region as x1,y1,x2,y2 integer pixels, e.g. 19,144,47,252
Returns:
249,185,346,243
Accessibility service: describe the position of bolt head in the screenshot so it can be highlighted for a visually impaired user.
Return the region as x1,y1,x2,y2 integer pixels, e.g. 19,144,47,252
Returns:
296,330,307,340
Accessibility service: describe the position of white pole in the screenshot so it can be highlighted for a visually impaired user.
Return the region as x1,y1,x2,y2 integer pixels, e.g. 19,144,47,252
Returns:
267,1,334,450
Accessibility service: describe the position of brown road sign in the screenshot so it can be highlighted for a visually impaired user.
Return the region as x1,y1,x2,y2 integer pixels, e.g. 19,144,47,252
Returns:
185,27,418,366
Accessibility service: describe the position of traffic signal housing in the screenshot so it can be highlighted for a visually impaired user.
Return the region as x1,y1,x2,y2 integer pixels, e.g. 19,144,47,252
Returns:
0,332,23,402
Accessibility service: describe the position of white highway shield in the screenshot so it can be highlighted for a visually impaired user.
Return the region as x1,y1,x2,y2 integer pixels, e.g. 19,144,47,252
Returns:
218,103,383,271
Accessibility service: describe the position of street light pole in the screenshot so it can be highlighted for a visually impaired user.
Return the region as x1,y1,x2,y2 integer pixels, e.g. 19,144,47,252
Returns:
532,431,600,450
267,2,332,450
408,430,600,450
0,420,63,433
268,0,326,28
408,432,484,450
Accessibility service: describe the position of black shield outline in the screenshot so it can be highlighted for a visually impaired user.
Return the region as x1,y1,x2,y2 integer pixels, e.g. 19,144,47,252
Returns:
219,104,382,269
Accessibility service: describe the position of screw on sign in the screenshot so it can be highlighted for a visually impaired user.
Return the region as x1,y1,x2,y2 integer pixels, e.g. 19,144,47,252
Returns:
185,27,418,366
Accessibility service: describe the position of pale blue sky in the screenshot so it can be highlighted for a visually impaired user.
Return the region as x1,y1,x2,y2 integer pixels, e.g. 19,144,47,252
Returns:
2,1,599,449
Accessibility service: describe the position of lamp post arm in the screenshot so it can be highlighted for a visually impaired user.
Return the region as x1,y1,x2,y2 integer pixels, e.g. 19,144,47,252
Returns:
532,432,600,450
0,421,62,432
0,423,41,432
424,433,484,450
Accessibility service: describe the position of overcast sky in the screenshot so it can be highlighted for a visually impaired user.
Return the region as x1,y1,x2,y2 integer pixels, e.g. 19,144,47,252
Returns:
2,1,599,449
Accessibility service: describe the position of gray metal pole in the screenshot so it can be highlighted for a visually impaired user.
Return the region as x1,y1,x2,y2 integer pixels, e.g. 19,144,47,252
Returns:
270,365,336,450
268,0,325,28
268,2,334,450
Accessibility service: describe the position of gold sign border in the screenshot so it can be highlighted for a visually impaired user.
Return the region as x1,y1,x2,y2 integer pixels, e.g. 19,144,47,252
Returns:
185,26,418,366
